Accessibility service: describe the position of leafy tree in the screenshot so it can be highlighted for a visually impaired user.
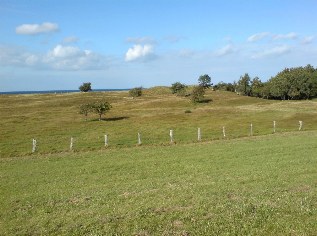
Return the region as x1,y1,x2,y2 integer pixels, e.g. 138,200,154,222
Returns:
129,87,143,98
79,82,92,92
198,74,212,89
214,81,235,92
191,86,205,103
250,77,264,98
92,101,112,121
79,103,92,121
171,82,187,96
267,65,317,100
237,73,251,96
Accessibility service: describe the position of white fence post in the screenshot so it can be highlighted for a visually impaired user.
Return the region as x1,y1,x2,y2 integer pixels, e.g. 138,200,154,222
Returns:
138,132,142,145
70,137,74,151
273,121,276,133
170,130,174,143
299,121,303,131
223,126,226,138
250,123,253,136
32,139,37,153
197,128,201,141
104,134,108,146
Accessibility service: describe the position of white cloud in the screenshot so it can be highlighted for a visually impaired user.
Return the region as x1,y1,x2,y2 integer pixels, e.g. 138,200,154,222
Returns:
215,44,234,57
63,36,79,44
247,32,270,42
251,45,291,59
0,44,108,70
45,45,105,70
48,44,83,58
302,36,314,44
126,37,156,44
125,44,155,62
16,22,59,35
272,32,297,40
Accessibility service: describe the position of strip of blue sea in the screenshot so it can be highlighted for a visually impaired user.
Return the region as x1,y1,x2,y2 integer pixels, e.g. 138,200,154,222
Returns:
0,89,129,95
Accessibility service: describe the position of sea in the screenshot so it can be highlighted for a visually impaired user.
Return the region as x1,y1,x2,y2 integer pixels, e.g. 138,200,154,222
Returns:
0,89,129,95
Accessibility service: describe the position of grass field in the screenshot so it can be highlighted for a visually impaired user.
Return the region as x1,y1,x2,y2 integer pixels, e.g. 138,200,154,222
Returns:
1,131,316,235
1,88,317,157
0,89,317,235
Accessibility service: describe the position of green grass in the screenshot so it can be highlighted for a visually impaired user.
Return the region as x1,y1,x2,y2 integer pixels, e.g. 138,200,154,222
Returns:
1,89,317,157
0,131,316,235
0,89,317,234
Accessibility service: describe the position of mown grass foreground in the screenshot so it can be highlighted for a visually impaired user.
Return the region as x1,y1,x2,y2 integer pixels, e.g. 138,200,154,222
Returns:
1,131,316,235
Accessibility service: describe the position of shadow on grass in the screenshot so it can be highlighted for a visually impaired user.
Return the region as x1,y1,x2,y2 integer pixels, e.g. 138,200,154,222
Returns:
90,116,129,122
197,98,213,103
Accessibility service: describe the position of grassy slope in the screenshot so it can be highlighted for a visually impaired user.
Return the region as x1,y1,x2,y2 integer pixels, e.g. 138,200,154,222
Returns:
0,131,316,235
1,88,317,157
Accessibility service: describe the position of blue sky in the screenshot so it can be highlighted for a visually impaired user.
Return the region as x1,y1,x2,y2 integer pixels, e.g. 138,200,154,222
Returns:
1,0,317,91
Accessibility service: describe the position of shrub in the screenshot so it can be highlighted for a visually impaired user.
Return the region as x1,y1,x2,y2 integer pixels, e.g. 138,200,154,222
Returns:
129,87,143,98
79,82,92,92
191,86,205,103
171,82,187,96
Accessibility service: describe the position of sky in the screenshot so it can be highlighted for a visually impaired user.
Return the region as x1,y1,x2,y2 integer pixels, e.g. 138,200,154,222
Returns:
1,0,317,92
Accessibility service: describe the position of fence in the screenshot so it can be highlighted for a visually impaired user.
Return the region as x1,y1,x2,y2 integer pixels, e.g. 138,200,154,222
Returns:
25,120,305,155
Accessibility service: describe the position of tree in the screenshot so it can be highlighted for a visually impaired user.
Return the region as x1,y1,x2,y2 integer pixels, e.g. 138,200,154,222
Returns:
191,86,205,103
237,73,251,96
92,101,112,121
79,82,92,92
171,82,187,96
198,74,212,89
79,103,92,121
129,87,143,98
250,77,264,98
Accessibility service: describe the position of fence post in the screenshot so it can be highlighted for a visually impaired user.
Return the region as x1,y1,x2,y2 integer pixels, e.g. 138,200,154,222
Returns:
197,128,201,141
104,134,108,146
138,132,142,145
70,137,74,151
223,126,226,138
170,130,174,143
32,139,37,153
250,123,253,136
299,121,303,131
273,121,276,133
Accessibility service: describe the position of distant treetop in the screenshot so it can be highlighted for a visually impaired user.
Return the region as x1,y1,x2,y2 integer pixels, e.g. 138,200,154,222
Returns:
79,82,92,92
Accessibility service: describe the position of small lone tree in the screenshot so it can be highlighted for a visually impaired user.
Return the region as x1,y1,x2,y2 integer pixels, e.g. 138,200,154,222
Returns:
198,74,212,89
171,82,187,96
129,87,143,98
79,82,92,92
92,100,111,121
191,86,205,103
79,103,92,121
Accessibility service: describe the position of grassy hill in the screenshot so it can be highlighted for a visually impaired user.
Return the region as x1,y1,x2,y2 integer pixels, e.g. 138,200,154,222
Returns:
0,89,317,234
1,88,317,157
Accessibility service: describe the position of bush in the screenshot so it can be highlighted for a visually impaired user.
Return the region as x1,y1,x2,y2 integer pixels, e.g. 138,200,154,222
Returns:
79,82,92,92
171,82,187,96
191,86,205,103
129,87,143,98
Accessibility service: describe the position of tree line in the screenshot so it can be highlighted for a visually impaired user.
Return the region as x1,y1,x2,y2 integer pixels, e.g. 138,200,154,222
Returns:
215,64,317,100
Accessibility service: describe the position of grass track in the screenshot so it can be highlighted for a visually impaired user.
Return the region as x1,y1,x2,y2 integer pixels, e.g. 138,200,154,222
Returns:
1,131,316,235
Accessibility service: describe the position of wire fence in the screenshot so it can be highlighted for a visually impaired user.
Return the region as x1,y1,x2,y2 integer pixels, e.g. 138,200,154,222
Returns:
0,120,307,158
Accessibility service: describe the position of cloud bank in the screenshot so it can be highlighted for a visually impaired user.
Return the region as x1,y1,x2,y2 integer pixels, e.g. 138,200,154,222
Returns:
251,45,291,59
0,44,107,70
